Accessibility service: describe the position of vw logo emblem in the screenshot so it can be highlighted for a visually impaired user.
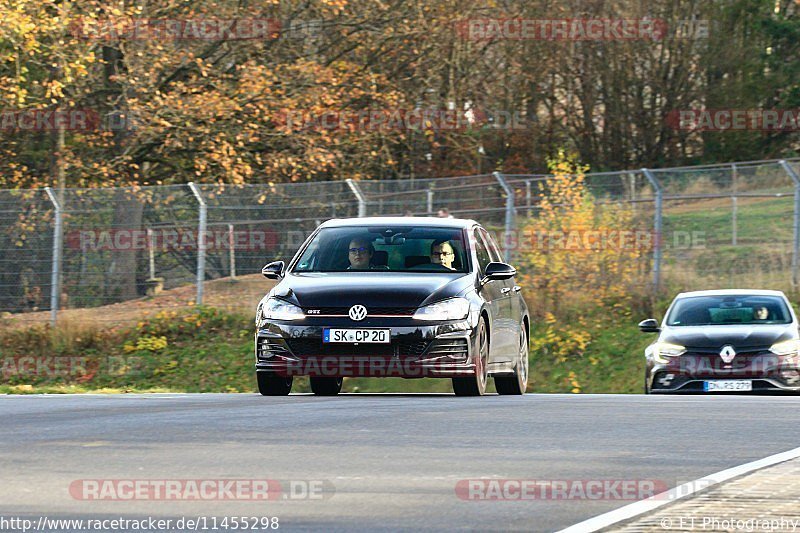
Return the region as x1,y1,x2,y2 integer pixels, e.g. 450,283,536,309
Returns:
349,305,367,321
719,345,737,364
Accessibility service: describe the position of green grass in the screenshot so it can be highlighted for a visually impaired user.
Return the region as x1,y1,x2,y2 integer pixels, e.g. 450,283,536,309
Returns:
529,317,650,394
0,306,651,395
0,308,259,393
663,195,794,245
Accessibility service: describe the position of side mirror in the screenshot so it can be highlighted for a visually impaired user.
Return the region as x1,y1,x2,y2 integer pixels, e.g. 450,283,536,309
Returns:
484,262,516,281
638,318,660,333
261,261,285,280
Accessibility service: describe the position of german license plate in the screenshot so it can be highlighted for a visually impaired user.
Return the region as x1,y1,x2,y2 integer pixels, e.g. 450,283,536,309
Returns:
704,380,752,392
323,328,390,344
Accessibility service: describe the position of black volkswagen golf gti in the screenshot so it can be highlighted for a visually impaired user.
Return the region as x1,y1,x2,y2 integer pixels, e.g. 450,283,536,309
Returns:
255,217,530,396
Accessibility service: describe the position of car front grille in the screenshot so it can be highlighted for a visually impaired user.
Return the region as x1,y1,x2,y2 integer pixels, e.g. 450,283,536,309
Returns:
285,338,430,357
683,347,771,357
674,352,781,378
303,306,416,316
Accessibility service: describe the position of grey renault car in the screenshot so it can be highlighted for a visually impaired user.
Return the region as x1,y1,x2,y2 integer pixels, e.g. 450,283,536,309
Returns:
254,217,530,396
641,289,800,393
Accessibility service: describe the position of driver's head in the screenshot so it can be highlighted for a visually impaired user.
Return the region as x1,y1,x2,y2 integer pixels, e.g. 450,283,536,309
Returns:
430,239,455,269
754,306,769,320
348,238,373,269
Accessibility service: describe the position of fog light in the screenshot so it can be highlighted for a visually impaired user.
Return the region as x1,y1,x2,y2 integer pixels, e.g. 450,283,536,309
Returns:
657,373,675,387
780,369,800,385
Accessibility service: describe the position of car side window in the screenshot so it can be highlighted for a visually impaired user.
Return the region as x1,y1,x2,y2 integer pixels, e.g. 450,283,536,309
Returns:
479,228,503,263
473,229,492,274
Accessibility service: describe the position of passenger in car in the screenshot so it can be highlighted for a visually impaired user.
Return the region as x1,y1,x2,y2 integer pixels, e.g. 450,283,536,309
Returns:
430,239,456,270
754,306,769,321
347,238,374,270
347,238,388,270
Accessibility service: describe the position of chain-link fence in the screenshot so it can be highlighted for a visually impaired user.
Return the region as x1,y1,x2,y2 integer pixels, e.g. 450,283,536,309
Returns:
2,157,799,327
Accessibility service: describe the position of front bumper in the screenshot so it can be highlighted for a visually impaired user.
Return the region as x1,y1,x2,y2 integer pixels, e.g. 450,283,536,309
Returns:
255,318,478,378
647,352,800,393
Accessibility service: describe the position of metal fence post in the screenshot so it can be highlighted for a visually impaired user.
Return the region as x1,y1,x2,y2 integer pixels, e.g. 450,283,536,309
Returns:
346,179,367,217
731,163,738,246
628,172,637,214
44,187,62,327
426,188,434,215
188,182,207,305
228,223,236,280
525,180,532,218
147,228,156,279
493,171,514,263
779,160,800,287
641,169,663,293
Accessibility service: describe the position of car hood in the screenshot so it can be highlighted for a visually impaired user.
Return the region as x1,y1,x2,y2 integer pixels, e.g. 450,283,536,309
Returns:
270,272,474,309
660,324,797,350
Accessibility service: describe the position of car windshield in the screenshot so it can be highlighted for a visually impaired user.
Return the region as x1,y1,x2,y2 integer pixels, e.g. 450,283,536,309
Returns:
666,295,793,326
292,226,469,273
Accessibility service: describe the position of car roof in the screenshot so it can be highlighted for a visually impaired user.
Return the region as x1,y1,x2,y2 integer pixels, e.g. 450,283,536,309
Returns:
319,217,480,229
675,289,788,299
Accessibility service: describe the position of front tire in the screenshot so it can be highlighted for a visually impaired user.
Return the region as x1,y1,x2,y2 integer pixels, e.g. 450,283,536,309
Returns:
310,377,343,396
495,327,529,395
257,372,293,396
453,319,489,396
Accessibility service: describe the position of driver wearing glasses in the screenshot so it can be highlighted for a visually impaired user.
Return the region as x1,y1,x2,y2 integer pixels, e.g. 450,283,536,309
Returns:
430,239,456,270
347,238,388,270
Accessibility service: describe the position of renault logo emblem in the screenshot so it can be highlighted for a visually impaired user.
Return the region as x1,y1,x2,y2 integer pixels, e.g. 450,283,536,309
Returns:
349,305,367,321
719,345,736,363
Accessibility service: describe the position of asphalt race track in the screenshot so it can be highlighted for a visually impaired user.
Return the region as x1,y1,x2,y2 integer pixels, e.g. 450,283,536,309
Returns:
1,393,798,532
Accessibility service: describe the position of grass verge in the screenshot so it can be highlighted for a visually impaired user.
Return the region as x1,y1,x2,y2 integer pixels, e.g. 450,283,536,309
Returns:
0,306,650,394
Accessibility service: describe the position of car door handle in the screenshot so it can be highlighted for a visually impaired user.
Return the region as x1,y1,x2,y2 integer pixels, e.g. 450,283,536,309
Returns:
513,286,521,292
501,287,511,294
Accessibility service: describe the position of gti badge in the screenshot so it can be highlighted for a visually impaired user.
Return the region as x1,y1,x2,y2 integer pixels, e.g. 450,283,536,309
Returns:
349,304,367,321
719,345,736,364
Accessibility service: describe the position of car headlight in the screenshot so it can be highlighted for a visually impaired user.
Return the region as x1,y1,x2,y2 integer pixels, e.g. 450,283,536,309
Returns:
413,297,470,321
258,298,304,326
651,342,686,364
769,339,800,356
255,302,263,327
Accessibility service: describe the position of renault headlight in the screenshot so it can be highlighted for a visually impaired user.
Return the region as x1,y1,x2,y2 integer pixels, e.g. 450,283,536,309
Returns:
769,339,800,356
651,342,686,364
257,298,304,326
413,298,470,321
